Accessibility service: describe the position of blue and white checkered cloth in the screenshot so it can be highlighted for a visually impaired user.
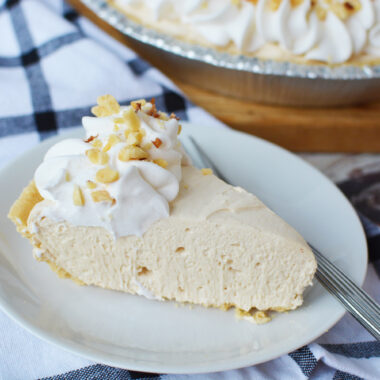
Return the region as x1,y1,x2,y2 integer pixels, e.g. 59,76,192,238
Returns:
0,0,379,379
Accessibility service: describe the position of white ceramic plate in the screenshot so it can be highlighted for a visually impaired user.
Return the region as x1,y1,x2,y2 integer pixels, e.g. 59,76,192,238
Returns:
0,123,367,374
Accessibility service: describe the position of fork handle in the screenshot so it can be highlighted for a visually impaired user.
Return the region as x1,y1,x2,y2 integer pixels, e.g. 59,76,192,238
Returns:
312,247,380,341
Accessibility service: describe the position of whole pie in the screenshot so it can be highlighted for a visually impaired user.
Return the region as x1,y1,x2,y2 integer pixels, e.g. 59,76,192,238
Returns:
111,0,380,65
9,95,317,323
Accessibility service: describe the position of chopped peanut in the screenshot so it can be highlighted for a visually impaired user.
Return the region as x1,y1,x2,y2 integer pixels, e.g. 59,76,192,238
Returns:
99,94,120,113
123,107,141,131
86,180,97,189
96,168,119,183
91,190,113,203
65,171,71,182
154,159,168,168
125,131,143,146
131,99,147,111
91,105,108,117
152,138,162,148
84,135,97,143
86,149,109,165
73,185,85,206
91,95,120,117
118,145,148,161
103,134,122,152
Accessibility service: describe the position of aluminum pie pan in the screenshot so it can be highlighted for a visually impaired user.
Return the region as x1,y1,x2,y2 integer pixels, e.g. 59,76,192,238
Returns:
80,0,380,106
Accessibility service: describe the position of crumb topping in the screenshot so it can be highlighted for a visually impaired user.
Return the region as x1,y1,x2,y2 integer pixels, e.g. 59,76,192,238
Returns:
235,308,272,324
201,168,213,176
73,185,85,207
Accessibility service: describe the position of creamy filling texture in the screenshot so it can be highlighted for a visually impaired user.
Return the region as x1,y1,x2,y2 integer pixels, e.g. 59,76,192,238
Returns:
34,97,186,238
118,0,380,63
28,166,317,312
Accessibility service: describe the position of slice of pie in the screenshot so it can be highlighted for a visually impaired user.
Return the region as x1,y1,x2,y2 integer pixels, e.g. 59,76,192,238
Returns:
9,95,317,322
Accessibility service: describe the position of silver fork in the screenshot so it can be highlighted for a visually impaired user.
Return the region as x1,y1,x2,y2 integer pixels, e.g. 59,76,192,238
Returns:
186,136,380,340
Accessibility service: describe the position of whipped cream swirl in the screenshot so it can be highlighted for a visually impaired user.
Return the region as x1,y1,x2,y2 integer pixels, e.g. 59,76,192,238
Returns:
119,0,380,64
34,97,186,238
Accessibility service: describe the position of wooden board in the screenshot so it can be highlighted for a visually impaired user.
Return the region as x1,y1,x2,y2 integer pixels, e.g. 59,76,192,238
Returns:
69,0,380,152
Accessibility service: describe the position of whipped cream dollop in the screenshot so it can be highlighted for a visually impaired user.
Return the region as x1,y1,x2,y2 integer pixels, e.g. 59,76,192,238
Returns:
34,96,186,238
119,0,380,64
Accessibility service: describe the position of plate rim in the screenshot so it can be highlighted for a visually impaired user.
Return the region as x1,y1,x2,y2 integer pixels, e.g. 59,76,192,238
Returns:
0,123,368,374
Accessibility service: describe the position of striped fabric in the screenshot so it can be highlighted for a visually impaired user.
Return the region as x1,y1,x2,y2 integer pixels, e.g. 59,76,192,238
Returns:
0,0,379,379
